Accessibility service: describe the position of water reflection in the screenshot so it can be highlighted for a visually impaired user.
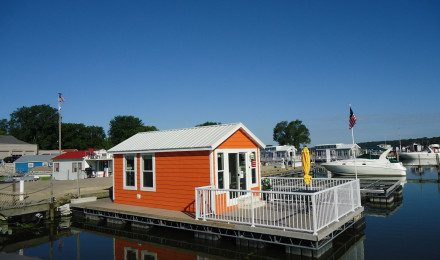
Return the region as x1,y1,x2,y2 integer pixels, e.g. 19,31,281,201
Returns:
0,214,368,260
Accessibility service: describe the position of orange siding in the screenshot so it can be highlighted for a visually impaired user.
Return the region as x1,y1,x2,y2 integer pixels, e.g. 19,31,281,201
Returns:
114,151,211,212
216,129,258,149
114,239,196,260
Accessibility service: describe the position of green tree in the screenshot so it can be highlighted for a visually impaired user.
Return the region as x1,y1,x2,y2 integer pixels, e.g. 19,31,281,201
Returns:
9,105,58,149
0,119,8,135
196,121,221,127
108,115,157,147
62,123,106,150
273,120,311,148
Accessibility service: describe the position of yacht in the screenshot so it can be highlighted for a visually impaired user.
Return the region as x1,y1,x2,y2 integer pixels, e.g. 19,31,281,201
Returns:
321,148,407,176
399,144,440,165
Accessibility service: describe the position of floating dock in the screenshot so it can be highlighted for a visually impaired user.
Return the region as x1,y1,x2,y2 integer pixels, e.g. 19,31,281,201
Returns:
359,178,404,204
71,197,363,258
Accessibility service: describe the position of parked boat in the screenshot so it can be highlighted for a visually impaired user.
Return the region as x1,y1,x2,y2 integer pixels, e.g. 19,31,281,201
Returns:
321,148,407,176
399,144,440,166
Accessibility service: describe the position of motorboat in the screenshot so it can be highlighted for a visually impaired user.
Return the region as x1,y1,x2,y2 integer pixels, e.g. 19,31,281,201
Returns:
321,148,407,176
398,144,440,165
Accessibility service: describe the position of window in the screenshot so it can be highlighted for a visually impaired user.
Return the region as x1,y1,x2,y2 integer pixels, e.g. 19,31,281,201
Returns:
124,155,137,190
54,163,59,172
217,153,224,189
141,250,157,260
251,152,257,185
72,162,82,173
124,247,138,260
140,154,155,191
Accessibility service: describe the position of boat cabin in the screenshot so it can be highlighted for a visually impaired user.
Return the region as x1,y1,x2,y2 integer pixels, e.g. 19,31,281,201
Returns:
108,123,265,212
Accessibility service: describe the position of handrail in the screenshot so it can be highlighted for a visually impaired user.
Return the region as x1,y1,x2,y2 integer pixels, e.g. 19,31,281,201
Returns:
195,178,361,235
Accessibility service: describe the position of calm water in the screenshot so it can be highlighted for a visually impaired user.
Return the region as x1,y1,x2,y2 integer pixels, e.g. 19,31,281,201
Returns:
1,167,439,260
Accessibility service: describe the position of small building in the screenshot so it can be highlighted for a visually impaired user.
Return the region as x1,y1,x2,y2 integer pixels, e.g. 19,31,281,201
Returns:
260,145,301,167
52,151,89,180
314,143,360,162
0,135,38,160
84,149,113,177
14,154,58,174
108,123,265,212
52,149,112,180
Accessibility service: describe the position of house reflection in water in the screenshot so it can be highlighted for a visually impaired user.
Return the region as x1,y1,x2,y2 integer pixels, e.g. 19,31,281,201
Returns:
115,239,194,260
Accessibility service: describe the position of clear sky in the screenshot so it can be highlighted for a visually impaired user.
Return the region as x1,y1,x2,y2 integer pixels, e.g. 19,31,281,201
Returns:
1,0,439,146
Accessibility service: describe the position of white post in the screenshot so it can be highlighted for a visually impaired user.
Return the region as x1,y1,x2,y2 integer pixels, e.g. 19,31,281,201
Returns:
195,190,199,220
202,190,207,221
251,191,255,227
19,179,24,201
312,194,317,235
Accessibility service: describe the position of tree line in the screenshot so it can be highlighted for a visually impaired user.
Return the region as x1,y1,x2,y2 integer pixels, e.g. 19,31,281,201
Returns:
0,104,313,150
0,104,159,150
358,136,440,149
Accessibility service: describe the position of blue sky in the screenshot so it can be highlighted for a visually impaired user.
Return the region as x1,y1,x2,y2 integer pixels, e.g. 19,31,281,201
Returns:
1,0,439,146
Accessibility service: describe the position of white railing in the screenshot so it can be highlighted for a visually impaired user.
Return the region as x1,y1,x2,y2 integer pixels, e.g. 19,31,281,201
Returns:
195,178,360,235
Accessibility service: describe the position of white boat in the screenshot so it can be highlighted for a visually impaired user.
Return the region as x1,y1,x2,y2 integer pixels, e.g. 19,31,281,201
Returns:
399,144,440,165
321,148,407,176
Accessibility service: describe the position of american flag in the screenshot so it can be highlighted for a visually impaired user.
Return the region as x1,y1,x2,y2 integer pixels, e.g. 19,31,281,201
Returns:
349,107,357,130
59,94,66,102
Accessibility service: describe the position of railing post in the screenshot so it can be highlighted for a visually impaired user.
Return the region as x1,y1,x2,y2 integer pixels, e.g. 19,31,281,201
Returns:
19,179,24,201
202,189,207,221
312,194,317,235
195,189,199,220
251,191,255,227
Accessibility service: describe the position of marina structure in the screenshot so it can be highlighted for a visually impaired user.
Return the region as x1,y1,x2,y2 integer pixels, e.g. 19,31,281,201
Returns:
314,143,360,162
73,123,365,256
260,145,302,167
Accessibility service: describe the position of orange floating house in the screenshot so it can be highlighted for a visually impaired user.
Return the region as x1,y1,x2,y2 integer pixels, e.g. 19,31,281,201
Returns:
108,123,265,212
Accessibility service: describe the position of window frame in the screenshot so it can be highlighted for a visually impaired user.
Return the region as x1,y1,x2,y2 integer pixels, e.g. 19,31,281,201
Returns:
123,154,137,190
140,153,155,192
217,152,225,189
72,162,82,173
54,163,60,172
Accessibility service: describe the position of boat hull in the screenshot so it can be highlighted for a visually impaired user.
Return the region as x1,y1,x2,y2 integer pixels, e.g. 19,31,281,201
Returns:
321,159,407,176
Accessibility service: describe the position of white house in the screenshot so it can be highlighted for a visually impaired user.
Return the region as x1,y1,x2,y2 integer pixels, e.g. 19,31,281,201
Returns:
52,149,113,180
314,143,360,162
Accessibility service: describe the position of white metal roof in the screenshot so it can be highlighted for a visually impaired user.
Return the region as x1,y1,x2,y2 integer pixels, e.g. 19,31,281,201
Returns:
108,123,265,153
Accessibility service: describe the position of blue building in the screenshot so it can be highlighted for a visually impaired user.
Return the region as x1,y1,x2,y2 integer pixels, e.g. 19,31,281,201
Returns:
14,155,58,174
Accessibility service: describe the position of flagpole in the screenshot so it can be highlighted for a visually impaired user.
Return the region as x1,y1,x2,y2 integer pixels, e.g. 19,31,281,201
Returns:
350,104,358,179
58,93,62,154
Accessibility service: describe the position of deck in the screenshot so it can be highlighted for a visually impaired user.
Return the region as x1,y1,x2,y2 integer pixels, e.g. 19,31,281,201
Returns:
71,178,364,254
71,197,362,242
